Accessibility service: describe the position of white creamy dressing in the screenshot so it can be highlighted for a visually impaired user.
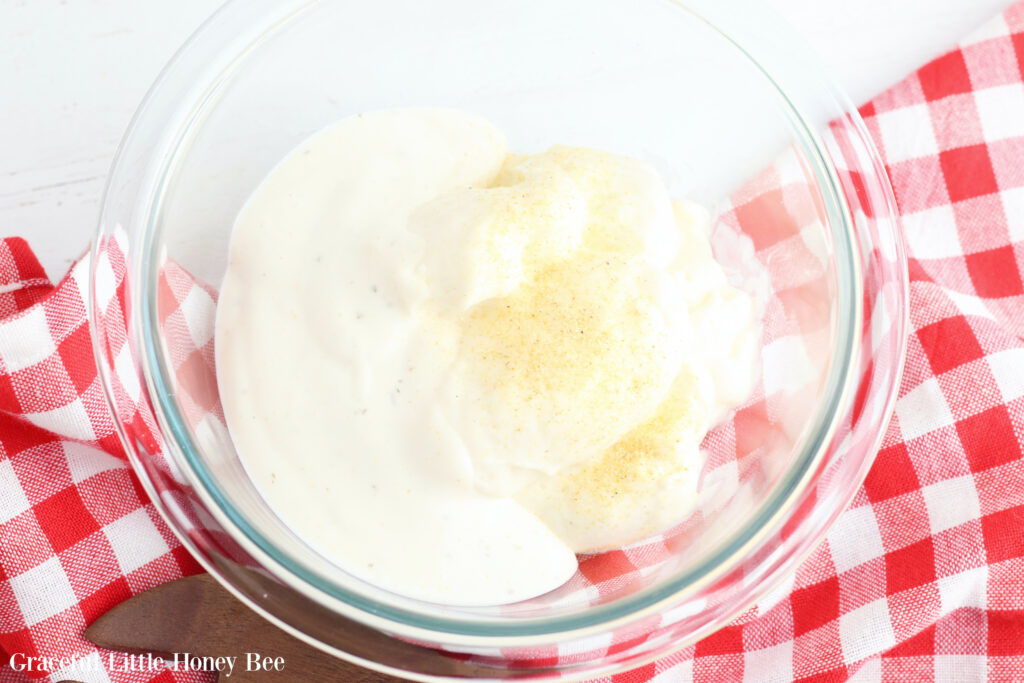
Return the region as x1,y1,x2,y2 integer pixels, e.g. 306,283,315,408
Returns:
215,108,758,605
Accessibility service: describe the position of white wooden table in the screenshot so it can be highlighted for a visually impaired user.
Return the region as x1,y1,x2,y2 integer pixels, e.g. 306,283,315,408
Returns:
0,0,1011,281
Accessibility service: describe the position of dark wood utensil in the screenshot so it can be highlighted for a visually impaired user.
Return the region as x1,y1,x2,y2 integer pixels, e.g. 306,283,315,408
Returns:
76,573,407,682
60,568,546,682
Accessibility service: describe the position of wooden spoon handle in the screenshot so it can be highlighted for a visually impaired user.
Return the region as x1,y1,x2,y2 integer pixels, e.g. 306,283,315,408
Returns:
84,573,406,682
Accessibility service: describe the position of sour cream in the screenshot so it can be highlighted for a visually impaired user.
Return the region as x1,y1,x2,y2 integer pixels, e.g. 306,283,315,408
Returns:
215,108,757,605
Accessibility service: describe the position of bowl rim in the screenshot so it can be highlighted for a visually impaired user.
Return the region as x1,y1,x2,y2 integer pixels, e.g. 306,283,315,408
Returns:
90,0,904,658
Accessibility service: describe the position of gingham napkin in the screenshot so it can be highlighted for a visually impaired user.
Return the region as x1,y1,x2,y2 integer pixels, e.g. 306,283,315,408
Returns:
3,3,1024,681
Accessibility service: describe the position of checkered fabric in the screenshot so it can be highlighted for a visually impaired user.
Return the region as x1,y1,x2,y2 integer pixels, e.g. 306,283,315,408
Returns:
592,5,1024,681
2,3,1024,681
0,241,207,683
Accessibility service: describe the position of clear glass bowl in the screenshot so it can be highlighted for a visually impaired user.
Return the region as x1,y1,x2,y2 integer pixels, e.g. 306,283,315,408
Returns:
90,0,908,680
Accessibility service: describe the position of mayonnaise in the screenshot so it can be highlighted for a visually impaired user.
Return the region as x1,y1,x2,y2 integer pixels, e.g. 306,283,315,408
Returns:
215,108,758,605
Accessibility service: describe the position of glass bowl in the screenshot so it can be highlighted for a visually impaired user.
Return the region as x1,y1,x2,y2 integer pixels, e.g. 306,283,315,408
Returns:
90,0,908,680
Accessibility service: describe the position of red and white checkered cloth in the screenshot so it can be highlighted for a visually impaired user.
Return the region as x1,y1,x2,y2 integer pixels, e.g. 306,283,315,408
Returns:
4,4,1024,681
